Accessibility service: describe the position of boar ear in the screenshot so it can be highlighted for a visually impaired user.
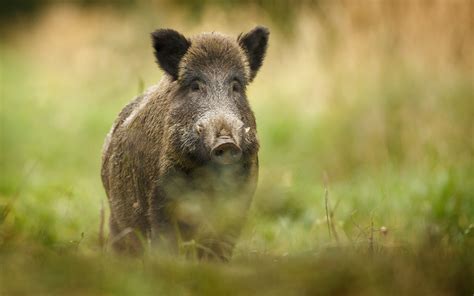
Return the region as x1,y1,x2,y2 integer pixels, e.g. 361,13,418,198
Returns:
238,26,270,81
151,29,190,80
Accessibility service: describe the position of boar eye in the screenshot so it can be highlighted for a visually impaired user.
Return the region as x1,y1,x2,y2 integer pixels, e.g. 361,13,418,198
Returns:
190,80,201,92
231,80,242,93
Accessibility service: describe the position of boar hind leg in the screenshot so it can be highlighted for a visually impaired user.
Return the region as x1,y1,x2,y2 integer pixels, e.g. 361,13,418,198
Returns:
109,217,144,255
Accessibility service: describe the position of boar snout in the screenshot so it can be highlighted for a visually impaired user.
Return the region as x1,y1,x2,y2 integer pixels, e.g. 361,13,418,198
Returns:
211,137,242,165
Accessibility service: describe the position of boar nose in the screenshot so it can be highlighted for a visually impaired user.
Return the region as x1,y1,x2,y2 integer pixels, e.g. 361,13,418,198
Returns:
211,137,242,165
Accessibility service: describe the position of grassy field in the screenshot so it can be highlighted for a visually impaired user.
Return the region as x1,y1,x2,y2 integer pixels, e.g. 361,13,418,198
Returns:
1,1,473,295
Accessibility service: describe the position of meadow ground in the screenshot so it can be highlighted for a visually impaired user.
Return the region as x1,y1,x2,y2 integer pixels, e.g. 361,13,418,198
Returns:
1,1,473,295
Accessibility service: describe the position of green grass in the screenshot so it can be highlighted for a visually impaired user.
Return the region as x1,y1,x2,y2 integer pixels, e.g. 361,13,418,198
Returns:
1,3,474,295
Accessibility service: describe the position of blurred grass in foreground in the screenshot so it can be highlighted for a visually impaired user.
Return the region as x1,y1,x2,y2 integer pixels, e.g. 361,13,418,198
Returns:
1,1,473,295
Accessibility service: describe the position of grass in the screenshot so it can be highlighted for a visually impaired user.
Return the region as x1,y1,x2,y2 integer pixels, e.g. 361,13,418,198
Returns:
1,2,473,295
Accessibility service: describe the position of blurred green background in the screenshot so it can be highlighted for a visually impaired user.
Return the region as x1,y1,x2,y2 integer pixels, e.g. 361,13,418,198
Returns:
1,1,473,295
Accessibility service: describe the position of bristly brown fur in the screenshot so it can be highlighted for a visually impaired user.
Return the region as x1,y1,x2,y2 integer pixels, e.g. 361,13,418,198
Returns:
101,26,269,259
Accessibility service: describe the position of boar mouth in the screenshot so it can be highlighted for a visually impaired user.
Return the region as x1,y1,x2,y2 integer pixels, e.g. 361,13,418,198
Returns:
210,137,242,165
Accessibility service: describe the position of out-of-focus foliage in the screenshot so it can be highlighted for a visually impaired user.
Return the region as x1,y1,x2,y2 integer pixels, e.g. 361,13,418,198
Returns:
1,1,473,295
1,0,301,32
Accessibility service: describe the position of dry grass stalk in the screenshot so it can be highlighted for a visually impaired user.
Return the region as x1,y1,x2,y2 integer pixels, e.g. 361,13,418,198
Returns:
323,172,340,244
99,200,105,252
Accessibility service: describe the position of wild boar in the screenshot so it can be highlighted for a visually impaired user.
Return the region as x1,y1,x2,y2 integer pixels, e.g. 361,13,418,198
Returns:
101,26,269,260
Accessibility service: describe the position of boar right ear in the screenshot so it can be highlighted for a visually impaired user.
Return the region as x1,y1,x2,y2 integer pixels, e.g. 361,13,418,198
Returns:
238,26,270,81
151,29,190,80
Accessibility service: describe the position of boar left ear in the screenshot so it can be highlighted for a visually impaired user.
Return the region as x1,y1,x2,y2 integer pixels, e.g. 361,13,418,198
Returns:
238,26,270,81
151,29,191,80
